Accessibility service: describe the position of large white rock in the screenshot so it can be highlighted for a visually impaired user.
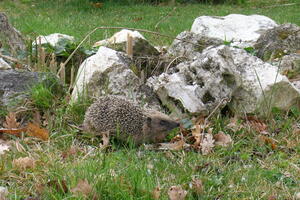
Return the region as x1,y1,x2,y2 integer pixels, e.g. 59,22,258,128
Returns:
93,29,159,56
0,58,11,70
148,45,300,116
32,33,74,47
191,14,277,47
71,46,140,101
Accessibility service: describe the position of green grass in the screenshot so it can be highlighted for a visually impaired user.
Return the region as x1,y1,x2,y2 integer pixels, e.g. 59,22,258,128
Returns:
0,0,300,199
0,0,299,46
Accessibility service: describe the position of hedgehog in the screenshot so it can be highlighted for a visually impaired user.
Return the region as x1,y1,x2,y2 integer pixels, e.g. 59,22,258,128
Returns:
83,96,179,145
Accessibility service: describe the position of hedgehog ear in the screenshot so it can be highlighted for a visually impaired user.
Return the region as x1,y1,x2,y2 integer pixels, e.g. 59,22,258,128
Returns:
146,117,152,125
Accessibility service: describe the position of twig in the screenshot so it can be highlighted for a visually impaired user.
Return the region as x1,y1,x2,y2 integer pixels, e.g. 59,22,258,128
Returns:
0,53,24,65
201,98,229,141
164,56,185,73
262,3,298,8
57,26,200,76
155,7,177,30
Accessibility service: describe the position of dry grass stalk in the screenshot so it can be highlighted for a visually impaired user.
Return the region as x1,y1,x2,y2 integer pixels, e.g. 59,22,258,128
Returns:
49,53,57,73
59,63,66,84
126,33,133,58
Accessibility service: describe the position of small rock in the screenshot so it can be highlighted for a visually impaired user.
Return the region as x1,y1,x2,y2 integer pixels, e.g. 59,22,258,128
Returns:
93,29,159,56
0,58,11,70
32,33,74,48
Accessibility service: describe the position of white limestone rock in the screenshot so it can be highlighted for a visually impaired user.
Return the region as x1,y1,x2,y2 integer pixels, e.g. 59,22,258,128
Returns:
191,14,277,48
93,29,159,56
72,46,139,101
32,33,74,48
0,58,11,70
148,45,300,116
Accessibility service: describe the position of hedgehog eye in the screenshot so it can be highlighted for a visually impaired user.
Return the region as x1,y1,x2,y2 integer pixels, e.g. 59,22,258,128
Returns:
147,117,152,125
159,120,168,126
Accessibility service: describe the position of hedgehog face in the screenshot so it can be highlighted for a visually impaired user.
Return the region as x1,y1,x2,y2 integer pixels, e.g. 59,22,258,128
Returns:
146,117,179,142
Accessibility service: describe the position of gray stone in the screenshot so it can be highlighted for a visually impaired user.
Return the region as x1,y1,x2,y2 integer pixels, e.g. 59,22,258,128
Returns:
0,70,61,108
167,31,223,60
254,23,300,61
279,53,300,73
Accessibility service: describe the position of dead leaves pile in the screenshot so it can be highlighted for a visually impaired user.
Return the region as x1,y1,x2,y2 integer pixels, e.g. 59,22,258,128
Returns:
145,117,233,155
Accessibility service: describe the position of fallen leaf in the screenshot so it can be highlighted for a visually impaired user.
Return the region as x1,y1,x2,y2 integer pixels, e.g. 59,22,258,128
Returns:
201,133,215,155
191,125,202,146
61,146,79,159
191,178,203,195
152,186,161,199
22,197,41,200
257,136,277,150
168,185,187,200
47,179,68,194
13,157,36,169
144,137,188,151
26,123,49,141
245,116,268,133
3,112,19,129
226,117,242,132
214,131,233,147
100,132,109,150
0,128,26,136
71,179,93,197
268,195,277,200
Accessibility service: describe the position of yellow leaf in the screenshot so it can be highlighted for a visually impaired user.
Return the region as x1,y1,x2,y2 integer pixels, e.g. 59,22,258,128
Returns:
26,123,49,141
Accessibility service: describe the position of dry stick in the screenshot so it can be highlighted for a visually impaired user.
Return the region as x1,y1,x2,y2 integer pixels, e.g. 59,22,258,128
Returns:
201,98,229,142
57,26,200,76
155,7,177,30
0,53,24,65
262,3,298,8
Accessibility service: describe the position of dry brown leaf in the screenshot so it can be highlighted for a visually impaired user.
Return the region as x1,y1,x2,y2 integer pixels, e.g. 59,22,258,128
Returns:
226,117,242,132
71,179,93,197
192,125,202,146
152,186,161,199
61,146,79,159
168,185,187,200
191,178,203,195
0,128,26,136
26,123,49,141
214,131,233,147
268,195,277,200
13,157,36,169
245,116,268,133
258,136,277,150
200,133,215,155
3,112,19,129
47,179,68,194
100,132,110,150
